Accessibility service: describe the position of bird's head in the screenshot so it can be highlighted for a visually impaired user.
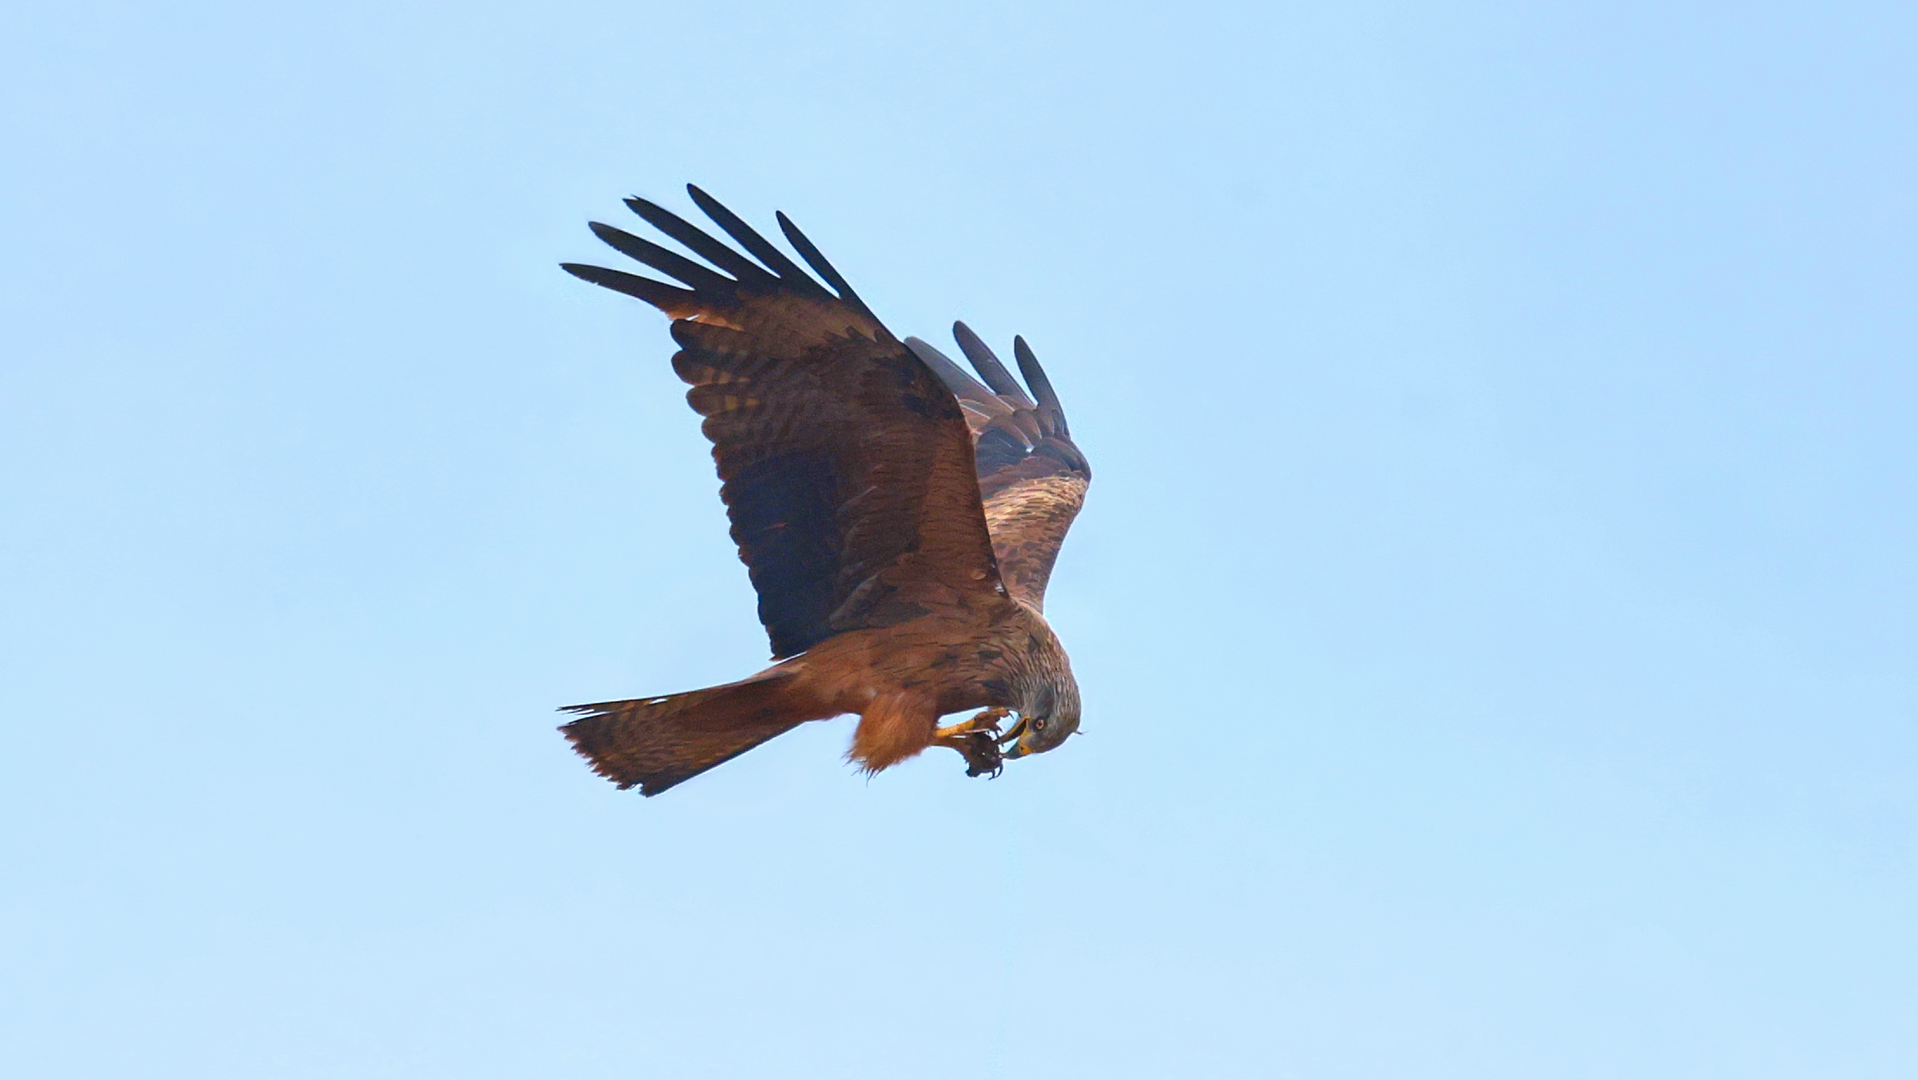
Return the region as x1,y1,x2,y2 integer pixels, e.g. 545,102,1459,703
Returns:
999,680,1081,760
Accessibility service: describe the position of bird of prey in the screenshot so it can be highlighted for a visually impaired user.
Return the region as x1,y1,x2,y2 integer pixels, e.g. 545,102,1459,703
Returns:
557,185,1091,796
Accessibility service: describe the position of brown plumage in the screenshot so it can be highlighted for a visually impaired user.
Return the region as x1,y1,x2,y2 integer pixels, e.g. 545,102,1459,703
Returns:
558,186,1091,795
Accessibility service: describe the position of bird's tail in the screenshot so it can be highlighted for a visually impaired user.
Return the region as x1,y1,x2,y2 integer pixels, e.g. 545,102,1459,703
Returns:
558,666,833,796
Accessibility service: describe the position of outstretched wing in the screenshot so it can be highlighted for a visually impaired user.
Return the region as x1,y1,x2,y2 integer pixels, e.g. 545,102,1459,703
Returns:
906,325,1089,611
564,186,1003,659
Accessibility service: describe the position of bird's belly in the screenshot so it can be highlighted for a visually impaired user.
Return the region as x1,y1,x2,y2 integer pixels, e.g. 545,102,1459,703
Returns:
796,617,1021,718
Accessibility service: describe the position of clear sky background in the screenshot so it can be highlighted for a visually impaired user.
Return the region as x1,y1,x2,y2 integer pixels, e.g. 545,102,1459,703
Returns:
3,1,1914,1077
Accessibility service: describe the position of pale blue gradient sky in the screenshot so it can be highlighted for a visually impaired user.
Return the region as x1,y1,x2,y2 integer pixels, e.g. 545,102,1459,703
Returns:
3,2,1914,1077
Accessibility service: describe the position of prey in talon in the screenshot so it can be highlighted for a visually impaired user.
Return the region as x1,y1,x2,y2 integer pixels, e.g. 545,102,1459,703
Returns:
935,707,1011,778
554,185,1094,797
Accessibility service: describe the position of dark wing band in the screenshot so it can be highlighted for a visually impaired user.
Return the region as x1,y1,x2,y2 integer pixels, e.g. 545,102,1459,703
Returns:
905,325,1090,611
566,186,1003,658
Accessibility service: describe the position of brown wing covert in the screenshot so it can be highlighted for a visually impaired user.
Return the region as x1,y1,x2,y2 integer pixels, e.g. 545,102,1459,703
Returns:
564,187,1002,657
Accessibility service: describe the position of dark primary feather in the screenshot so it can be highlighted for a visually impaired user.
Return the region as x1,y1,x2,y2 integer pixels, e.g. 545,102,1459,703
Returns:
1013,336,1068,432
953,321,1035,406
776,210,880,324
587,221,737,295
566,186,1004,657
559,262,695,313
684,185,830,298
621,194,775,286
910,324,1088,483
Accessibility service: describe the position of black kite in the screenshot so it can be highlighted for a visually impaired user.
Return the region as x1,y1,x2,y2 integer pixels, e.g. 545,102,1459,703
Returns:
557,186,1091,795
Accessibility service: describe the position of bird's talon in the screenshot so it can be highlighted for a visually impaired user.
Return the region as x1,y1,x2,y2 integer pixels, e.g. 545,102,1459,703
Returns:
943,729,1004,778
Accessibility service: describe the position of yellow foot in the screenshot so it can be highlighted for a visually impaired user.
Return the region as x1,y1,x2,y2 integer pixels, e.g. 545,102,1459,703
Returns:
935,706,1010,740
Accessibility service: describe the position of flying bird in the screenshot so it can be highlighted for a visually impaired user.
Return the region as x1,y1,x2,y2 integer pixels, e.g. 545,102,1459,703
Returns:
557,186,1091,796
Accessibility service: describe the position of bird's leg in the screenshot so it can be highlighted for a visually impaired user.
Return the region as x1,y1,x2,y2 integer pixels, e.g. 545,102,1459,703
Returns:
936,706,1010,740
932,707,1011,778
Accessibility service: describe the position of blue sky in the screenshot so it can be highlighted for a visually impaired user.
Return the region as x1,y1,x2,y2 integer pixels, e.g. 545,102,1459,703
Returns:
3,1,1914,1076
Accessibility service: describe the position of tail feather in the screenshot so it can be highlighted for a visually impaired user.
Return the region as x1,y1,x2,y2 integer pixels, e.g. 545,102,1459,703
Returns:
558,669,827,796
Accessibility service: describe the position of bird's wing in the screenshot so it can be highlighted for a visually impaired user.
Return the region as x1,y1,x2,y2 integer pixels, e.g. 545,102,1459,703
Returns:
564,186,1003,659
905,325,1089,611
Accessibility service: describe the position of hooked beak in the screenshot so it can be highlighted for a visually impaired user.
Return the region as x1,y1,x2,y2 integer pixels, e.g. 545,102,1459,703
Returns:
997,716,1032,760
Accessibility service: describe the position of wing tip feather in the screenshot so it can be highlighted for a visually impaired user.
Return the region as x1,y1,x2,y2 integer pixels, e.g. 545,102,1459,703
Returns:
561,261,696,313
1012,335,1067,429
684,185,830,299
952,321,1035,405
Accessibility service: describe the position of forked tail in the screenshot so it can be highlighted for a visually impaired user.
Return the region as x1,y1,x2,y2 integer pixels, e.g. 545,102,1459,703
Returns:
559,668,831,796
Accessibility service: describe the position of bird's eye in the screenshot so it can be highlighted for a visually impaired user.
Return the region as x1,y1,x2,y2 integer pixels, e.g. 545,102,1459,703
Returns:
1032,718,1048,732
